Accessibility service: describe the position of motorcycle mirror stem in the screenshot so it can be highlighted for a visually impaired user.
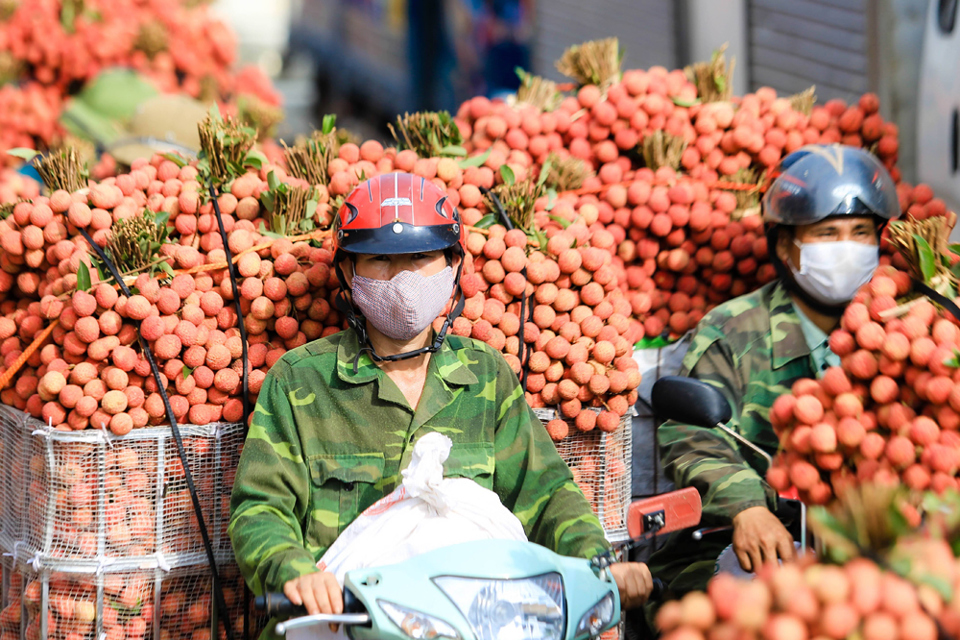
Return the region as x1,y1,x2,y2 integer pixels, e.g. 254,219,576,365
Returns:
651,376,772,467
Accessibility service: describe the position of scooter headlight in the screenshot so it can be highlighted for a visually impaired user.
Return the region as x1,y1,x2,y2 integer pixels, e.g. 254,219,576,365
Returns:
433,573,565,640
379,600,461,640
574,593,615,639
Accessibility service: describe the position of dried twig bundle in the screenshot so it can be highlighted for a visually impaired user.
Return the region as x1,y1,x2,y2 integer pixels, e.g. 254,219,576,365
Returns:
555,38,622,89
641,130,687,172
388,111,464,158
686,44,735,103
35,145,88,193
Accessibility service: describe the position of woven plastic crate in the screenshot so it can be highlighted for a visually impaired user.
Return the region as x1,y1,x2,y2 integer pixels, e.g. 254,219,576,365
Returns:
0,406,244,572
0,560,266,640
536,408,633,543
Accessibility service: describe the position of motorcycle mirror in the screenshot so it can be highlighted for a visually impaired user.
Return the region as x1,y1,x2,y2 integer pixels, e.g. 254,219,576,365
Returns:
651,376,732,428
627,487,702,539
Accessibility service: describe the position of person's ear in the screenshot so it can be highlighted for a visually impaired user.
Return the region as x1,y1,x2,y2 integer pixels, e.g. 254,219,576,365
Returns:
341,259,356,290
775,229,792,265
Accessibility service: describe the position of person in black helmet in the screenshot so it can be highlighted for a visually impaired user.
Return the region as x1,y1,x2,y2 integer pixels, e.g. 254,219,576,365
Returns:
644,145,900,608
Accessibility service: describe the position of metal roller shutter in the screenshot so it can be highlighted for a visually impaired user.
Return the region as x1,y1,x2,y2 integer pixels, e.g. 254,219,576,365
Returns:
532,0,679,80
747,0,875,103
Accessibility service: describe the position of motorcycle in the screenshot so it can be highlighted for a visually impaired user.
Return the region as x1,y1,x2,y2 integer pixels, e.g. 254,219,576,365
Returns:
255,487,703,640
650,376,808,576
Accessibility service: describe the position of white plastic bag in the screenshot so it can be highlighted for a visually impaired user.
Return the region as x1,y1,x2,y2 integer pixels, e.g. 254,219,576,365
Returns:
287,433,526,640
317,432,527,583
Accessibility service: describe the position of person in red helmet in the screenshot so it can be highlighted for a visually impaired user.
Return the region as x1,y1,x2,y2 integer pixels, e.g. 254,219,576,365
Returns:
230,173,653,636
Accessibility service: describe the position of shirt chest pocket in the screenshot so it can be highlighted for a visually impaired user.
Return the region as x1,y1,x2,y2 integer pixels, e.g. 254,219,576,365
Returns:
307,454,385,541
443,443,495,490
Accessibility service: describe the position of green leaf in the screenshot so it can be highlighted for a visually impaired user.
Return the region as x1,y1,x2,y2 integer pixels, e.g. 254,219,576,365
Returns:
458,148,492,169
162,153,188,168
914,234,937,282
439,145,467,157
208,102,222,123
76,261,91,292
258,221,284,240
671,96,700,108
154,211,170,228
714,74,726,94
299,218,315,232
548,214,572,229
473,214,496,230
267,170,280,192
500,165,515,186
7,148,39,162
182,365,195,380
545,188,557,212
950,243,960,257
322,114,336,135
305,199,318,220
244,150,268,170
945,349,960,369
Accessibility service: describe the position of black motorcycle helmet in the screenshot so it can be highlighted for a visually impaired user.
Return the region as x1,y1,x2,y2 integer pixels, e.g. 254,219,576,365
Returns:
762,144,900,314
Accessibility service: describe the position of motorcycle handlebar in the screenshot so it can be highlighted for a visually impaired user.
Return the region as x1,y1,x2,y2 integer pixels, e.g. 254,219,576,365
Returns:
650,577,664,601
254,593,307,618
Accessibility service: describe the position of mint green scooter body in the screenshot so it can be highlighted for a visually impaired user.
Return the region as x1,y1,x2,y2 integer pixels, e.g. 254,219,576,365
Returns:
341,539,620,640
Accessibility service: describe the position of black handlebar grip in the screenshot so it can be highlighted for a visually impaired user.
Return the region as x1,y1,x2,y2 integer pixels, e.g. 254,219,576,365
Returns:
254,594,308,617
649,578,664,601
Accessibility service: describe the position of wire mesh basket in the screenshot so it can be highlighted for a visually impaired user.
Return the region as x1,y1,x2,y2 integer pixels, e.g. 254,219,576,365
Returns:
536,408,633,543
0,406,244,573
0,560,266,640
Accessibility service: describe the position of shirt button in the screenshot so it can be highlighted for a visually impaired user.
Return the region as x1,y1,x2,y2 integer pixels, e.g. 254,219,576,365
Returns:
343,482,356,491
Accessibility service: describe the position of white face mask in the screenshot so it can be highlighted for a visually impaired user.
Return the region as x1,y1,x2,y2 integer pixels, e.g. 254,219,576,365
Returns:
788,240,879,306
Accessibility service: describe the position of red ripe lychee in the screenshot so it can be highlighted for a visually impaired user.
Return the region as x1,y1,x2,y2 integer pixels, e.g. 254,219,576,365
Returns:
899,611,938,640
821,367,852,396
789,460,820,491
908,416,939,446
833,393,863,418
856,322,885,351
794,395,824,425
810,422,838,453
860,432,886,460
842,303,870,333
845,350,879,380
870,376,899,404
885,435,917,468
545,419,569,441
931,318,959,346
790,425,813,453
910,337,937,367
902,464,931,490
837,417,866,449
575,410,597,432
771,394,798,428
880,331,911,361
820,602,860,640
829,330,856,357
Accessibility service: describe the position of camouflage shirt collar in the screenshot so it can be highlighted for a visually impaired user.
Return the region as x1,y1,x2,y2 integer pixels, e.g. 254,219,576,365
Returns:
335,329,479,387
768,281,812,369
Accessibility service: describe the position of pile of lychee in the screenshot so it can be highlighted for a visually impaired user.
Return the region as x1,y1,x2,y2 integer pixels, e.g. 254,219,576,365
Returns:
767,267,960,504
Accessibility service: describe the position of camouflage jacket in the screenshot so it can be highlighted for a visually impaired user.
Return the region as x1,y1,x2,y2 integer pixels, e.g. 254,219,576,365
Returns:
229,328,609,604
658,280,819,526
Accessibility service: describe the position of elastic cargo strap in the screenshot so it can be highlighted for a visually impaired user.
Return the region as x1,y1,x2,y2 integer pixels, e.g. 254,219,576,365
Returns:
209,184,253,640
79,228,238,640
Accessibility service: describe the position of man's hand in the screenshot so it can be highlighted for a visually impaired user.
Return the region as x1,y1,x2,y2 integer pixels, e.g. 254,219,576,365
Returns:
608,562,653,609
283,571,343,630
731,506,795,573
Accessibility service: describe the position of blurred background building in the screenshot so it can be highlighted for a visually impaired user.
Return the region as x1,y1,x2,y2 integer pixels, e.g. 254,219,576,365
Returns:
212,0,957,211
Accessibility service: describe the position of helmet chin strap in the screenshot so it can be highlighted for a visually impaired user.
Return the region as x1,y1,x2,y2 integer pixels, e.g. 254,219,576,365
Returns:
333,259,467,373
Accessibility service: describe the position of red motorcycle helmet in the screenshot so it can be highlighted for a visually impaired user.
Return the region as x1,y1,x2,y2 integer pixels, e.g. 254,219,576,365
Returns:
333,172,466,261
332,172,467,363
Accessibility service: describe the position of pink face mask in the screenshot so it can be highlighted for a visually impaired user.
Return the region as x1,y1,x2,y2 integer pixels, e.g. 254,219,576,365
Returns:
351,267,455,341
